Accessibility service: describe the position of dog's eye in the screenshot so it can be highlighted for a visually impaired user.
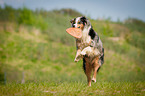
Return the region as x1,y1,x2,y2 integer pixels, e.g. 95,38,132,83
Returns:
78,22,81,24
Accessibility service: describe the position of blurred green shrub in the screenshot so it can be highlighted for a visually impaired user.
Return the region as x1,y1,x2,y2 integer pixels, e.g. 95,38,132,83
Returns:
102,23,113,37
124,18,145,33
18,7,34,25
126,32,145,49
0,5,16,21
124,18,145,49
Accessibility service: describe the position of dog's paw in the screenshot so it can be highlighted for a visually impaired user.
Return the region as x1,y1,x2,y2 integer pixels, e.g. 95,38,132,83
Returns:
74,58,80,62
92,77,96,82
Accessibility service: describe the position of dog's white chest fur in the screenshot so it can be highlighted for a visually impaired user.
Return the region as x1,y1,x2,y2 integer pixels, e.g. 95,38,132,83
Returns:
81,27,91,44
74,26,100,62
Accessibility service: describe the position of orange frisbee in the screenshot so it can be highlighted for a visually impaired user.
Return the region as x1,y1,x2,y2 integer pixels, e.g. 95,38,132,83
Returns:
66,28,82,38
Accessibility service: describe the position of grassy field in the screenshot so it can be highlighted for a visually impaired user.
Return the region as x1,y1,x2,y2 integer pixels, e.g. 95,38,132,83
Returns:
0,82,145,96
0,6,145,95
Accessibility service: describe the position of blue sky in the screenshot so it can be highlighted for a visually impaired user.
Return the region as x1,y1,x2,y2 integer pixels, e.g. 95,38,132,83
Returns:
0,0,145,21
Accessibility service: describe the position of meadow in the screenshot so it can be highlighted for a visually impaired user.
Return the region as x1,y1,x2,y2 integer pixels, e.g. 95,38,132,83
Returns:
0,5,145,95
0,82,145,95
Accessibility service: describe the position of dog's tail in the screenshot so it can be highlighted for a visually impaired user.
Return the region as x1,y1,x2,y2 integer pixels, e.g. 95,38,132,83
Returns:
97,48,104,72
83,58,86,73
100,48,104,65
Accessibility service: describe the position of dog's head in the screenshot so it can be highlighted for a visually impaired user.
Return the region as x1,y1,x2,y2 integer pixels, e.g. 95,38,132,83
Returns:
70,16,91,30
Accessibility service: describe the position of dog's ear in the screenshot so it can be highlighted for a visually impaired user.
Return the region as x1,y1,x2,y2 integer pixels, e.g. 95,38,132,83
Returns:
70,19,74,23
81,16,91,26
70,18,75,23
80,16,87,25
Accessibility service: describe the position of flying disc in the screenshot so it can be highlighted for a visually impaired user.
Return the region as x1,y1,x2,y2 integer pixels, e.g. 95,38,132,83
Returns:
66,28,82,38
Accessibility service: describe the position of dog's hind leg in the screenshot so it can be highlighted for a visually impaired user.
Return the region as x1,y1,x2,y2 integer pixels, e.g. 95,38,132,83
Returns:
92,57,100,82
84,57,92,86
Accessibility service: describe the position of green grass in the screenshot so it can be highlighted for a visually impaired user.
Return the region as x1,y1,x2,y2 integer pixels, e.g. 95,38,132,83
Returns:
0,82,145,96
0,27,144,83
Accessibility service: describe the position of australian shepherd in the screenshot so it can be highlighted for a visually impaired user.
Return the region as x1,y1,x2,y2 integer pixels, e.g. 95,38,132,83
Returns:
70,16,104,86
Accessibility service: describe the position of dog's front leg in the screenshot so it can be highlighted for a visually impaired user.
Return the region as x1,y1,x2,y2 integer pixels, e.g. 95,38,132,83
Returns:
81,46,92,56
74,49,82,62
